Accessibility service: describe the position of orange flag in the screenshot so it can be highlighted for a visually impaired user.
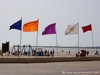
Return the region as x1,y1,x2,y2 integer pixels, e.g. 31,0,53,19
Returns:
23,20,38,32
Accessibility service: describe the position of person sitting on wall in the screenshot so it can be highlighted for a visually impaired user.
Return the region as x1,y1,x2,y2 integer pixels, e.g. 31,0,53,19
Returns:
80,50,86,57
95,50,99,55
86,51,89,56
76,53,79,57
50,51,52,56
52,49,55,56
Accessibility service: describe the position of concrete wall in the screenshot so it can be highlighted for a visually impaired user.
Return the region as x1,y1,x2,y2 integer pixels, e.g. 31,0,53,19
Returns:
0,57,100,63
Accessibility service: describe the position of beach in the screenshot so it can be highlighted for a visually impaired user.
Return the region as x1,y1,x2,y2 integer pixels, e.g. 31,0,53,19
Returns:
0,61,99,75
8,46,100,56
0,46,100,63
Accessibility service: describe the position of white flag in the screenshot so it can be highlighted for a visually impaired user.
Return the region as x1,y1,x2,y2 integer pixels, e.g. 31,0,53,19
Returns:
65,23,79,35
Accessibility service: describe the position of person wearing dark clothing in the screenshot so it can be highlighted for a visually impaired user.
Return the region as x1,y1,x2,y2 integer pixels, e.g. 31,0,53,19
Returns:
52,49,55,57
50,51,53,56
86,51,89,56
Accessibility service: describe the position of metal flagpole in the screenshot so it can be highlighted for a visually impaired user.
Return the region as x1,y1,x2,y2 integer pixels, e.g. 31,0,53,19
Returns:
56,34,58,47
36,19,39,56
19,17,22,56
91,28,94,51
36,27,38,47
55,23,58,56
36,28,38,49
78,23,79,51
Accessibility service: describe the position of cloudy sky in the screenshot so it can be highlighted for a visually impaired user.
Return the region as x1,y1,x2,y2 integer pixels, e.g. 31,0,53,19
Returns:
0,0,100,47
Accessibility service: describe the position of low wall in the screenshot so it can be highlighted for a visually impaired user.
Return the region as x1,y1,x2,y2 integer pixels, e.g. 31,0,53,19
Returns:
0,57,100,63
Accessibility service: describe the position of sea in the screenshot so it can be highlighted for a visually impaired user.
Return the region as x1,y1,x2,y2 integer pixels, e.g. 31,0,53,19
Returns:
8,46,100,55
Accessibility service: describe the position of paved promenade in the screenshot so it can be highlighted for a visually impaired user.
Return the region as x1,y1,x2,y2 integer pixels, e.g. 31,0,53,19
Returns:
0,61,100,75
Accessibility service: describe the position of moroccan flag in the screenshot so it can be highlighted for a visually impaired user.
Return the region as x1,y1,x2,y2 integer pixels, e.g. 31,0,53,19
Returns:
42,23,56,35
65,23,79,35
23,20,38,32
82,24,92,33
9,19,22,30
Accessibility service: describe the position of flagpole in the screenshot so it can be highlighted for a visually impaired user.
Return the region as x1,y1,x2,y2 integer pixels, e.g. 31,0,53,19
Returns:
78,23,79,51
36,29,38,47
55,24,58,56
36,19,39,56
56,33,58,56
56,34,58,47
91,28,94,51
19,17,22,56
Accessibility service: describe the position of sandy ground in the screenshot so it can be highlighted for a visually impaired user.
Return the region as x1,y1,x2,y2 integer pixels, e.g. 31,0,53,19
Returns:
0,61,99,75
1,51,100,58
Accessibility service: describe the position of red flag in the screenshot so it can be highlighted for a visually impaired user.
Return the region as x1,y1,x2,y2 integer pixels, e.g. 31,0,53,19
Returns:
82,24,92,33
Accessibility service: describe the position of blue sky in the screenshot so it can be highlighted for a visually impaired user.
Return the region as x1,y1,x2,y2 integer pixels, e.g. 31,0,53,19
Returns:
0,0,100,47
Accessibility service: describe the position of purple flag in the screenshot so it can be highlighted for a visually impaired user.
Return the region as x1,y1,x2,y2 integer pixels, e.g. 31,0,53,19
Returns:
42,23,56,35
